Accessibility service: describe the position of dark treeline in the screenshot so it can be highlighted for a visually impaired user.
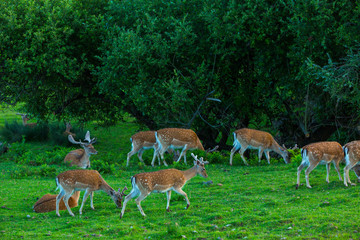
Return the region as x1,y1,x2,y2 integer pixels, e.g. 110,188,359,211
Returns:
1,0,360,149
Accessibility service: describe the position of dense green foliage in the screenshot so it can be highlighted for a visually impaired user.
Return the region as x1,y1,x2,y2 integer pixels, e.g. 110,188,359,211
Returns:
1,0,360,148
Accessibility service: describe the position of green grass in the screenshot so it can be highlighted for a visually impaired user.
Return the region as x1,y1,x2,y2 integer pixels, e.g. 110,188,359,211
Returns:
1,111,360,239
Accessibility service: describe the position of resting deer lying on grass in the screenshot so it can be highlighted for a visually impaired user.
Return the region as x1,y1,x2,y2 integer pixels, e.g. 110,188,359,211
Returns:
296,141,343,189
154,128,205,166
120,153,209,218
229,128,290,165
343,140,360,186
33,191,80,213
64,131,97,168
56,169,127,217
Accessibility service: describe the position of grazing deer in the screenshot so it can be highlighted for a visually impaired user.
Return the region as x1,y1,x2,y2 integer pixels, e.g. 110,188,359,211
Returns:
154,128,205,166
296,141,343,189
56,169,127,217
127,131,160,167
64,131,97,168
229,128,289,166
16,113,37,127
63,122,76,138
120,153,208,218
33,191,80,213
343,140,360,186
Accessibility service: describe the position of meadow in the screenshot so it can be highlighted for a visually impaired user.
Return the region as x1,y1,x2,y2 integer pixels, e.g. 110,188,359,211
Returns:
0,109,360,239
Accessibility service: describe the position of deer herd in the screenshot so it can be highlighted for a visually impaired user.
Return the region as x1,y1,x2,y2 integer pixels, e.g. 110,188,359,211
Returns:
20,113,359,218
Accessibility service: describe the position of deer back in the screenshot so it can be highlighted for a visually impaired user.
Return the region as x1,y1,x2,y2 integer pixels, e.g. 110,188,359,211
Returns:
302,141,344,161
134,169,186,192
57,170,103,191
157,128,204,150
235,128,275,148
131,131,157,148
344,140,360,161
33,191,80,213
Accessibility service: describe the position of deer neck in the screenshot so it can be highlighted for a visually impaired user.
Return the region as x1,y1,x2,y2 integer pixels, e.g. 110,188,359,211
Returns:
270,142,285,156
99,180,115,196
182,166,197,182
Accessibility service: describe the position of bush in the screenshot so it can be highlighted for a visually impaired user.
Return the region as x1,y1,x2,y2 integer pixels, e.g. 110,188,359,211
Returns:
0,121,87,146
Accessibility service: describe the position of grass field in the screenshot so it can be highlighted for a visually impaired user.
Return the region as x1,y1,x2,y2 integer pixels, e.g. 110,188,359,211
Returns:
0,109,360,239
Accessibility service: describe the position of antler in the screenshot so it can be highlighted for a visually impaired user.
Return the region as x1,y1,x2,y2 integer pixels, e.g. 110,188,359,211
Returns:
119,186,128,196
205,145,219,153
68,135,83,145
84,131,96,144
191,153,209,164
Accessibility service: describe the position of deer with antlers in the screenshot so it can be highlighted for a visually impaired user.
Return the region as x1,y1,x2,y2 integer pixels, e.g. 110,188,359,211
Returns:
296,141,343,189
64,131,97,169
33,191,80,213
56,169,127,217
154,128,205,166
229,128,290,166
63,122,76,138
16,113,37,127
120,153,208,218
343,140,360,186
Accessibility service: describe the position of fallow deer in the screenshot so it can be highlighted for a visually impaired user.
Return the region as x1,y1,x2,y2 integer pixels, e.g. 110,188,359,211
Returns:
229,128,289,166
33,191,80,213
16,113,37,127
120,153,208,218
296,141,343,189
64,131,97,168
63,122,76,138
127,131,160,167
154,128,205,166
55,169,127,217
343,140,360,186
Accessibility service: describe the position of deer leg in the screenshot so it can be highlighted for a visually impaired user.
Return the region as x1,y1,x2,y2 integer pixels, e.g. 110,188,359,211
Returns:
138,149,146,165
166,191,172,212
258,148,264,163
305,162,319,189
157,146,168,167
333,160,342,182
177,144,188,163
63,193,75,217
127,144,140,167
344,162,356,186
296,161,307,189
326,163,331,183
79,189,91,215
120,188,139,219
239,146,249,166
150,147,158,167
265,151,271,164
90,191,95,210
229,143,240,166
56,190,66,217
135,192,150,217
174,188,190,209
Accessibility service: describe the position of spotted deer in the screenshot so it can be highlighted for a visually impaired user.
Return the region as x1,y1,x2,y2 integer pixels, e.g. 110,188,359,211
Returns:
120,153,208,218
154,128,204,166
127,131,160,167
33,191,80,213
56,169,127,217
296,141,343,189
16,113,37,127
229,128,289,166
343,140,360,186
64,131,97,168
63,122,76,138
